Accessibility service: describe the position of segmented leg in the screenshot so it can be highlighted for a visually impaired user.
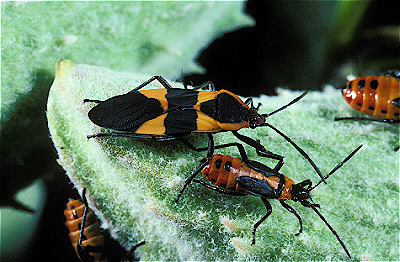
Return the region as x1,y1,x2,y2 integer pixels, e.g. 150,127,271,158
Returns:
83,99,103,103
280,200,303,236
77,188,104,262
252,198,272,245
130,75,173,92
174,134,215,203
191,81,215,91
120,240,146,262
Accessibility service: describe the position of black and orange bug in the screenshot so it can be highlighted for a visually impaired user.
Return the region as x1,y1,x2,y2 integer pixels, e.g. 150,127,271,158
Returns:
335,70,400,123
64,188,145,262
334,70,399,150
175,135,362,258
84,75,327,182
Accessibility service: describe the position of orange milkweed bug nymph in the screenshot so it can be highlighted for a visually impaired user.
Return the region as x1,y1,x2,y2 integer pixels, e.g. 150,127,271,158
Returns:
334,70,399,150
84,76,328,183
175,135,362,258
64,188,145,262
335,70,399,123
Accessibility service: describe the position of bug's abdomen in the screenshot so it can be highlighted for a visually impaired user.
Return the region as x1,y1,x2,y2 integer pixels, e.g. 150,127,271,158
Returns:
342,75,400,119
202,155,269,193
64,199,105,262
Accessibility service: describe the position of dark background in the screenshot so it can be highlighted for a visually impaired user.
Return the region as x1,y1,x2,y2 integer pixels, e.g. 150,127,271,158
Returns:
1,0,399,261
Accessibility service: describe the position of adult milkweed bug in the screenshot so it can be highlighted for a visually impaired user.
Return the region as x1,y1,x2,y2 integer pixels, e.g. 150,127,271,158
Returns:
84,76,327,182
64,188,145,262
175,135,362,258
334,70,399,150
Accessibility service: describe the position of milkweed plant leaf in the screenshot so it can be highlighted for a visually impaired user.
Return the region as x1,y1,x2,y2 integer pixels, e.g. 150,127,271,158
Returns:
47,60,399,261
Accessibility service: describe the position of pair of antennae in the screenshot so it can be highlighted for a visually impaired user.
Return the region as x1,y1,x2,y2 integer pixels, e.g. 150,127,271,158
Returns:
250,91,328,184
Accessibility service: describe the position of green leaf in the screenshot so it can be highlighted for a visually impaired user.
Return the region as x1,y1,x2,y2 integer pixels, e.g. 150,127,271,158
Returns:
47,60,399,261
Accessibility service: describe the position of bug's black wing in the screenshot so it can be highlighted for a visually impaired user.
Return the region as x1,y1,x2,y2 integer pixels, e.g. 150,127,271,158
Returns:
236,176,278,198
88,92,164,132
162,88,201,136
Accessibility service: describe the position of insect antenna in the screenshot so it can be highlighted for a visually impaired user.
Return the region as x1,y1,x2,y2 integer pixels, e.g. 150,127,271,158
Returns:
306,202,352,258
262,122,327,184
262,91,308,118
310,145,362,191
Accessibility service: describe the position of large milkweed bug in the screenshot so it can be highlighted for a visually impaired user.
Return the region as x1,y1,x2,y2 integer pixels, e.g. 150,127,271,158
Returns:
334,70,399,150
84,76,327,182
175,135,362,258
64,188,145,262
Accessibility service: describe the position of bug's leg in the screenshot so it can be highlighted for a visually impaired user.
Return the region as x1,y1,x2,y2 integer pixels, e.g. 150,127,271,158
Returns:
76,188,104,261
120,240,146,262
385,69,400,79
175,134,215,203
280,200,303,236
83,99,104,103
244,98,253,107
231,130,284,163
178,137,251,162
191,81,215,91
244,98,262,110
175,161,211,204
252,198,272,245
78,188,89,250
87,132,176,141
130,75,173,92
177,134,217,156
192,179,247,196
334,117,400,123
253,139,284,171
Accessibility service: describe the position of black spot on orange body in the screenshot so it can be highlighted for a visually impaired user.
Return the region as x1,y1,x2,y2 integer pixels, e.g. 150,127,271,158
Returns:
201,155,295,200
341,73,400,120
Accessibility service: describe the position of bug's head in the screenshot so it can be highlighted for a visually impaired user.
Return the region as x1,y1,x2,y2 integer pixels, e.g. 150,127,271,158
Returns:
290,179,313,202
200,157,211,169
245,98,265,128
249,110,266,128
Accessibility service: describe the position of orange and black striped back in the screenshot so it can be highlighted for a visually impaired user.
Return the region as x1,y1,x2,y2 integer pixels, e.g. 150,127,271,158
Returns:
64,199,105,262
341,74,400,120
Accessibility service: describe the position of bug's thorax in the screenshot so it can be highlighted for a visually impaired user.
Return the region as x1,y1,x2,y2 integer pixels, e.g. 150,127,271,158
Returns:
277,176,296,200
